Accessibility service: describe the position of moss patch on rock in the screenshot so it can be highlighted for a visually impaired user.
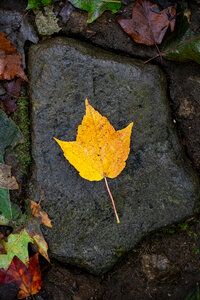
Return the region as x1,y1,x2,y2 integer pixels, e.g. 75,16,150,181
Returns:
11,94,31,177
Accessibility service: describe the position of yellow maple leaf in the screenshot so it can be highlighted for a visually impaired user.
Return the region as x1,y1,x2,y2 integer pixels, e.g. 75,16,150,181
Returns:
54,99,133,223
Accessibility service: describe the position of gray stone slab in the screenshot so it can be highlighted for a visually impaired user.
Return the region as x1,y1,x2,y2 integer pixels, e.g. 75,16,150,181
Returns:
28,37,200,275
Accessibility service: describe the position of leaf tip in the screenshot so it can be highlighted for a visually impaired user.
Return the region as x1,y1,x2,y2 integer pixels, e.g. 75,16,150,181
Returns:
127,122,134,133
85,98,89,106
53,137,60,144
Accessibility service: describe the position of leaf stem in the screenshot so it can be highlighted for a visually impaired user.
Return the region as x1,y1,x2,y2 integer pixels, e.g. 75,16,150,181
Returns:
144,36,200,64
104,177,120,224
38,186,44,206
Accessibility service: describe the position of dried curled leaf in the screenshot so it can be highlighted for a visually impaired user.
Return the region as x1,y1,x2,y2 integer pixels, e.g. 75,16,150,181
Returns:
0,32,28,81
0,163,19,190
26,219,50,262
54,99,133,181
30,199,52,228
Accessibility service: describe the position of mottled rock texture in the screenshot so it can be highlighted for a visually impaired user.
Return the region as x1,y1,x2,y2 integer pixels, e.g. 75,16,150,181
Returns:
28,37,199,275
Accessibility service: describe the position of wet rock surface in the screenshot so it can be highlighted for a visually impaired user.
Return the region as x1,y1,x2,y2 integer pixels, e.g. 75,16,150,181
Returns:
165,62,200,171
55,1,200,174
28,37,199,274
58,5,157,60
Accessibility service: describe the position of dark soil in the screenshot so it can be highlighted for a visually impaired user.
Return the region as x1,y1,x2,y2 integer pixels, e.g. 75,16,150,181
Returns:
41,219,200,300
0,0,200,299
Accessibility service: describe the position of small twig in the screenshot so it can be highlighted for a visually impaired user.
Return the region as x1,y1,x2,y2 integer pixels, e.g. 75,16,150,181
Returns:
38,187,44,206
104,177,120,224
144,36,200,64
162,36,200,54
18,9,31,26
155,43,163,63
144,54,160,64
31,187,44,216
0,9,31,32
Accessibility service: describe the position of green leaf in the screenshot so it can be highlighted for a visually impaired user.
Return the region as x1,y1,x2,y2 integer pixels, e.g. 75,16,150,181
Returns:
0,110,22,163
162,16,200,64
0,110,23,224
26,0,53,10
0,229,33,270
0,220,50,270
0,189,12,221
0,186,20,224
69,0,121,23
26,219,50,262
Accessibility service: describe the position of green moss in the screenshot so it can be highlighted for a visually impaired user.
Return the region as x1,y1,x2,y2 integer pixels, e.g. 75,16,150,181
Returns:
115,245,127,257
12,94,31,176
110,74,115,80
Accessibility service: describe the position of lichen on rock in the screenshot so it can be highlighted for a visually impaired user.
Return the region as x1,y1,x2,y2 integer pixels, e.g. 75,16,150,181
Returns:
34,5,61,36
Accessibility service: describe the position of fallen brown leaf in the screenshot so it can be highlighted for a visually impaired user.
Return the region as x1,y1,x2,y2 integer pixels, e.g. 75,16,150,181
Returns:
4,79,22,98
0,163,19,190
30,200,52,228
1,94,18,114
117,0,176,46
0,32,28,81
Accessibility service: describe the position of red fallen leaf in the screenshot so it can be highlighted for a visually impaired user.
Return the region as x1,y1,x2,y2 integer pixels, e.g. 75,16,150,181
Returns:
0,32,28,81
117,0,176,46
1,79,22,114
4,79,22,98
1,94,18,114
0,253,42,299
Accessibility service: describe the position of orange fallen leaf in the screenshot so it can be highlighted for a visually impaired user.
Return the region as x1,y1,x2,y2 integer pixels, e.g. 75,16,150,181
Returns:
26,190,52,262
0,32,28,81
54,99,133,223
30,200,52,228
118,0,176,46
29,188,52,228
0,253,42,299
